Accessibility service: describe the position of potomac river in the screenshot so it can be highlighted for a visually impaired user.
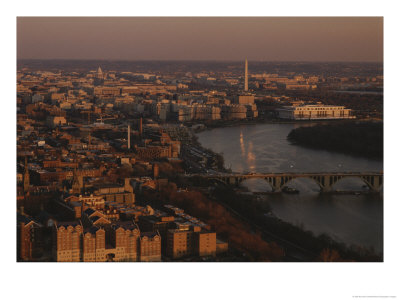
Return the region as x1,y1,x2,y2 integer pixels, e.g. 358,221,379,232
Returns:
197,123,383,254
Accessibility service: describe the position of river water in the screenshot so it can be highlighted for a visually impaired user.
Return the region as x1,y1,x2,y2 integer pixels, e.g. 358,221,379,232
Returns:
197,123,383,254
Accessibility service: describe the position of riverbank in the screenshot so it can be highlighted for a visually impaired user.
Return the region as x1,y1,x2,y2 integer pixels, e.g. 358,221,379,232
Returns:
211,185,382,261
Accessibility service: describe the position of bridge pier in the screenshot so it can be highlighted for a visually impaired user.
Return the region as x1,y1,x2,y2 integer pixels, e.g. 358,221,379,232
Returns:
362,175,382,193
263,176,282,192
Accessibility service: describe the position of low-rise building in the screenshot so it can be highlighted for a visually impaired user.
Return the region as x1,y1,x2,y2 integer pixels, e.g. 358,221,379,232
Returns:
276,104,355,120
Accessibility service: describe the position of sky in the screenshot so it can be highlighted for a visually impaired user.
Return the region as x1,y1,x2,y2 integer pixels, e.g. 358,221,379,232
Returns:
17,17,383,62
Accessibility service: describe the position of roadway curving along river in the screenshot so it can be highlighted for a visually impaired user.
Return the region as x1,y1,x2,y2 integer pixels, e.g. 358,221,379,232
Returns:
197,123,383,254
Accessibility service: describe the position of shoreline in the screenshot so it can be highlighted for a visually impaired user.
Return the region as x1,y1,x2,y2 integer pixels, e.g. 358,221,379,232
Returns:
190,117,382,134
193,117,383,163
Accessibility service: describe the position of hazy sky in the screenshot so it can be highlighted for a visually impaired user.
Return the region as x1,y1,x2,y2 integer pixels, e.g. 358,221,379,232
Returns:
17,17,383,62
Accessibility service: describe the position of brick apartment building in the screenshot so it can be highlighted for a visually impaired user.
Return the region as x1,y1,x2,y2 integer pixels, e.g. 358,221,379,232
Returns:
52,220,161,262
18,214,43,261
53,221,83,262
166,224,217,259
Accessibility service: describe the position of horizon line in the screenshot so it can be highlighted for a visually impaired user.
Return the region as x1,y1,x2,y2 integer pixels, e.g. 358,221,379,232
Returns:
17,58,383,64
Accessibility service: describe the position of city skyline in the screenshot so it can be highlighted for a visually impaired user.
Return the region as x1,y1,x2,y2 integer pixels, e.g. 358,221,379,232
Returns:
17,17,383,62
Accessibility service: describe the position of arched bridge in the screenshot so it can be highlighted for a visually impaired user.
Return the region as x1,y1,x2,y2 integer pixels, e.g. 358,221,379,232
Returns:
191,172,383,193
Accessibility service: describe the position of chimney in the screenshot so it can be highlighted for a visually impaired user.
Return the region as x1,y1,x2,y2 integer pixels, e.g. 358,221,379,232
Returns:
139,117,143,137
127,125,131,149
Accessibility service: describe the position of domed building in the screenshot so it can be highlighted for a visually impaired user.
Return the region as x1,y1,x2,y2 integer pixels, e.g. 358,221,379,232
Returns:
96,66,104,79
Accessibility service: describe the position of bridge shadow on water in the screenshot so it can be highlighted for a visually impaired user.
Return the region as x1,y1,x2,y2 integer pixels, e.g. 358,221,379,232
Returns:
240,176,382,194
241,177,322,194
239,177,383,254
331,177,377,192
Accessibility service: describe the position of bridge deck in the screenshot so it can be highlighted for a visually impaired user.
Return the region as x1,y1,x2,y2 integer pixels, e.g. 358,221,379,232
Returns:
190,172,383,178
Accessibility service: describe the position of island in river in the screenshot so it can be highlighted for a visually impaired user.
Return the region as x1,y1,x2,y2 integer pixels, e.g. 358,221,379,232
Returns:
287,121,383,160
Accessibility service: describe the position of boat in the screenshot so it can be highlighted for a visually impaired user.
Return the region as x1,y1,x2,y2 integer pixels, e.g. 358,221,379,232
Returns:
282,186,300,194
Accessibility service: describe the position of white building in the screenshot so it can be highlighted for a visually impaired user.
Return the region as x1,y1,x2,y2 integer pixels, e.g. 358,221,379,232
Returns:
276,105,355,120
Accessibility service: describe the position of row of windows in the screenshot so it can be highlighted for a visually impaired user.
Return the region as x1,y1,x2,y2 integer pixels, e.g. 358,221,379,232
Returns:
294,107,345,111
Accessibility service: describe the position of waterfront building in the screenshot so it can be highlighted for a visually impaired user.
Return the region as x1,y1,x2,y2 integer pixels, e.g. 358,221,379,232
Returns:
276,104,355,120
221,104,247,119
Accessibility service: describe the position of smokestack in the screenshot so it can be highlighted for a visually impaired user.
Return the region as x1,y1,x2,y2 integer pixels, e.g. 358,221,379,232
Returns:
127,125,131,149
139,117,143,136
244,58,248,92
153,163,159,179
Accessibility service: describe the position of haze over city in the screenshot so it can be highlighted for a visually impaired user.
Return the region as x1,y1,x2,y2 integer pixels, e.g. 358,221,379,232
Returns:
17,17,383,62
